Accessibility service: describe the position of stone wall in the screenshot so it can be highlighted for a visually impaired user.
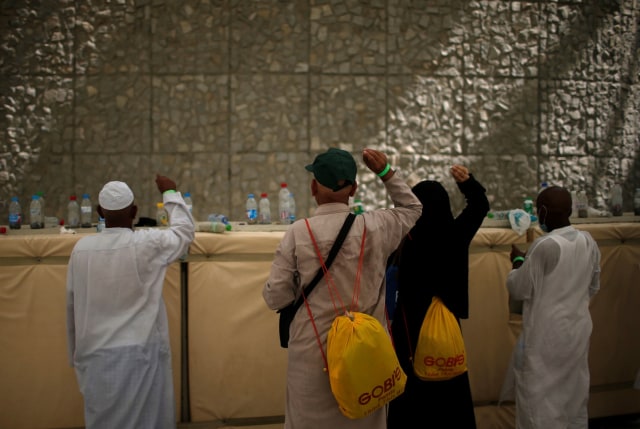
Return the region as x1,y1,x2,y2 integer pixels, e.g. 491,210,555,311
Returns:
1,0,638,224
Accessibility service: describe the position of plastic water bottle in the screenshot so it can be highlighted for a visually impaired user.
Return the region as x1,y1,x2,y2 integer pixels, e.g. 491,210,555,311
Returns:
67,195,80,228
279,183,290,225
523,198,534,215
207,214,232,230
30,195,43,229
184,192,193,215
96,217,106,232
539,181,549,195
576,190,589,218
246,193,258,224
36,191,46,218
9,196,22,229
156,202,168,226
259,193,271,224
634,188,640,216
288,192,296,223
80,193,93,227
353,198,364,215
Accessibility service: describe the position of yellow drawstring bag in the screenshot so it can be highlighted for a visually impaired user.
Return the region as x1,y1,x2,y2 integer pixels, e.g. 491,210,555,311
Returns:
327,311,406,419
413,296,467,381
303,219,406,419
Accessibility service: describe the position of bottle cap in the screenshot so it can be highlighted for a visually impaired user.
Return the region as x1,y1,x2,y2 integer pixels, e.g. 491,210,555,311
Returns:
83,193,90,198
281,183,287,188
261,193,267,198
184,192,191,197
70,195,77,200
157,202,164,208
248,193,255,198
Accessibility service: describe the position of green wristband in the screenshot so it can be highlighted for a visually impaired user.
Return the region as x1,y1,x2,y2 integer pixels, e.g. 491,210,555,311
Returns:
512,256,525,264
377,163,391,178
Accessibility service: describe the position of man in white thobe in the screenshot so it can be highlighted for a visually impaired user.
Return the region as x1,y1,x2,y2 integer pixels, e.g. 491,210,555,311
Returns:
66,175,195,429
505,186,601,429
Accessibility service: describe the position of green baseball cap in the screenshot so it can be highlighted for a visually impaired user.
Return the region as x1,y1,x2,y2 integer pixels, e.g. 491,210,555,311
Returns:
305,148,357,192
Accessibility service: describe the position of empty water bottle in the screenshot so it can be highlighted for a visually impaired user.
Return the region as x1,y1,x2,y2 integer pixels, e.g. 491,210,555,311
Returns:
288,192,296,223
67,195,80,228
30,195,43,229
184,192,193,215
259,193,271,224
279,183,290,225
81,194,93,228
97,217,106,232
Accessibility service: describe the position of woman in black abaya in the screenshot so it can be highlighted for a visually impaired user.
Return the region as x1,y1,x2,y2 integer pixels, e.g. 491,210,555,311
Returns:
387,165,490,429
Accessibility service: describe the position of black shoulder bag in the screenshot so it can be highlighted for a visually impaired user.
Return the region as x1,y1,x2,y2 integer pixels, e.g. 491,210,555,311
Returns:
277,213,356,348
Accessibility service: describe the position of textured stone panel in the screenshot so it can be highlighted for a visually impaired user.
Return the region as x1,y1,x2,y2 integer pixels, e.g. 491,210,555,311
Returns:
152,75,229,153
588,82,624,157
310,75,386,152
229,152,312,222
151,0,229,74
540,79,590,156
464,77,538,155
75,75,151,153
0,1,75,75
231,0,309,73
0,75,74,199
150,153,228,223
387,0,464,76
231,74,307,153
75,0,151,75
463,1,540,78
536,155,626,211
540,2,630,82
310,0,386,74
386,75,463,156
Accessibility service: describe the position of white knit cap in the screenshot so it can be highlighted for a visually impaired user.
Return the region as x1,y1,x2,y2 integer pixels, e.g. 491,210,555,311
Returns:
99,181,134,210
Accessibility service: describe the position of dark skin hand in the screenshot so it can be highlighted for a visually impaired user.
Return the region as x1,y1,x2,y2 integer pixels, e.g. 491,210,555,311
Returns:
362,148,394,181
155,174,176,194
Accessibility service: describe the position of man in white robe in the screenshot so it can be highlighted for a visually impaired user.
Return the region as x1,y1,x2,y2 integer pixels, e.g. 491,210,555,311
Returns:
263,148,422,429
66,175,195,429
505,186,601,429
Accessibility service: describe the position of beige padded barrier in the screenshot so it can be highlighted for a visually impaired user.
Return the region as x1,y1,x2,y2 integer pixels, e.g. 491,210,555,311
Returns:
0,220,638,429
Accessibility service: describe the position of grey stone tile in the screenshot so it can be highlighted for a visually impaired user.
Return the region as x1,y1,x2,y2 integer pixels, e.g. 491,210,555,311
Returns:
462,1,540,78
387,0,465,76
0,1,75,75
230,74,308,153
231,0,309,73
75,74,151,154
310,75,386,152
463,77,538,155
75,0,151,75
386,75,463,157
310,0,387,74
152,75,229,153
540,2,631,82
151,0,229,74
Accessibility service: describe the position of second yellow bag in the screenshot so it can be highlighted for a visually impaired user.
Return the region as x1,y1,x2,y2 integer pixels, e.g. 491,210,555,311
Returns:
327,311,407,419
413,296,467,381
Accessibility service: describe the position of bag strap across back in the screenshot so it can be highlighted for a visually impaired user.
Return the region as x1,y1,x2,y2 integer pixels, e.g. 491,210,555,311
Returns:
289,213,356,315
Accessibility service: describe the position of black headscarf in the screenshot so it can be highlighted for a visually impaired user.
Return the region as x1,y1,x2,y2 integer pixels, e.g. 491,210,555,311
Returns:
410,180,455,236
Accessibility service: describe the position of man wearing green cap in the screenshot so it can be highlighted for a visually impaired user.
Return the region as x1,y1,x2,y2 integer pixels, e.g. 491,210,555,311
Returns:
263,147,422,429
